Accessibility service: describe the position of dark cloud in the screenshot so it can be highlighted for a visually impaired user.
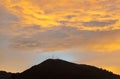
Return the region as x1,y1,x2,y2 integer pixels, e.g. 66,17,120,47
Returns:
3,24,119,53
82,20,118,27
0,7,19,22
9,26,83,51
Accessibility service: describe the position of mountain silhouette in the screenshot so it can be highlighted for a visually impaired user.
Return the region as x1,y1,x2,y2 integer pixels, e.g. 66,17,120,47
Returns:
0,71,12,79
1,59,120,79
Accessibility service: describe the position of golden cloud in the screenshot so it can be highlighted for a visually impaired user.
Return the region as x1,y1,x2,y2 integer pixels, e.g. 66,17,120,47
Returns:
80,30,120,52
2,0,120,31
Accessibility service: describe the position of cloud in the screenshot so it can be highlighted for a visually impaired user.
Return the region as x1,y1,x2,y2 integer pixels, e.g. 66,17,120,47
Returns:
80,30,120,52
1,0,120,31
0,6,19,27
1,0,120,49
82,20,117,27
1,25,120,53
2,0,60,27
10,26,83,52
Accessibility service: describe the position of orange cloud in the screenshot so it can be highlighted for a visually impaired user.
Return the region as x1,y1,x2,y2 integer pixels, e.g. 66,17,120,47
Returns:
3,0,60,27
80,31,120,52
2,0,120,31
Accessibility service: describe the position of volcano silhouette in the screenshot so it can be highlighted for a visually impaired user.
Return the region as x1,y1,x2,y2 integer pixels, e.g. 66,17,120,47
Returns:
1,59,120,79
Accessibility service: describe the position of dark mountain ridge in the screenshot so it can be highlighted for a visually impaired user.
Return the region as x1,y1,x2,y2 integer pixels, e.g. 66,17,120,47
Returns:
0,71,12,79
1,59,120,79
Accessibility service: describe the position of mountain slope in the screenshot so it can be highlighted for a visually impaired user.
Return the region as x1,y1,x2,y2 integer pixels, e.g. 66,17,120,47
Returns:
9,59,120,79
0,71,12,79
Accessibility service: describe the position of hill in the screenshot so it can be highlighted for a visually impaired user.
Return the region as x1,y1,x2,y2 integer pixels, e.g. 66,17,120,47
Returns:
7,59,120,79
0,71,12,79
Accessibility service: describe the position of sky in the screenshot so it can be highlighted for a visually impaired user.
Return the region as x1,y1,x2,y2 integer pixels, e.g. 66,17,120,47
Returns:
0,0,120,74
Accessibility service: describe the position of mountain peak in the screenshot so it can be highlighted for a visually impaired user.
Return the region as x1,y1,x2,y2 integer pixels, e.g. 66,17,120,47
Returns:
41,59,69,64
6,59,120,79
42,59,65,62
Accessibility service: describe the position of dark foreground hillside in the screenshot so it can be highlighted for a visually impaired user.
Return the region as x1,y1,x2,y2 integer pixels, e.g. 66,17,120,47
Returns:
1,59,120,79
0,71,12,79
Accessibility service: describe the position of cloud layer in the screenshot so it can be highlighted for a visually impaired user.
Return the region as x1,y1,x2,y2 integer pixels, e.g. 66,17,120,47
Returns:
2,0,120,31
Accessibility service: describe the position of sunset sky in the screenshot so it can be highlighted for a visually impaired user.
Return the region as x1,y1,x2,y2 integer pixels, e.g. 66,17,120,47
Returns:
0,0,120,74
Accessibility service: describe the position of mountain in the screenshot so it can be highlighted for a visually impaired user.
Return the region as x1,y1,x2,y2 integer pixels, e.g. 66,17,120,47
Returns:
1,59,120,79
7,59,120,79
0,71,12,79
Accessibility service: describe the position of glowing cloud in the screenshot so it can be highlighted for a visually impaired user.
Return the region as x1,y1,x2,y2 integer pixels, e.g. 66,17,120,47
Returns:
2,0,120,31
